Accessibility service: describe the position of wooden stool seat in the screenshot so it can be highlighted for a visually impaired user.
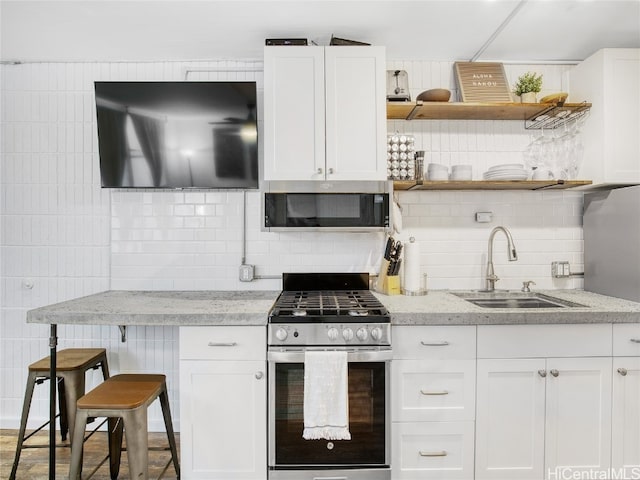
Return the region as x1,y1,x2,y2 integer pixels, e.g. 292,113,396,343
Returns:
29,348,108,373
10,348,110,480
69,374,180,480
78,374,165,410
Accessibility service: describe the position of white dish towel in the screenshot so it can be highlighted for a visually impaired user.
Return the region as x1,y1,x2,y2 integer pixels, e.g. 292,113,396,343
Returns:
302,350,351,441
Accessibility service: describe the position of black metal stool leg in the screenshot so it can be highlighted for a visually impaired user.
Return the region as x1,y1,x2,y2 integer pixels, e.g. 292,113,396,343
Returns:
108,417,124,480
58,377,69,441
48,324,57,480
159,387,181,478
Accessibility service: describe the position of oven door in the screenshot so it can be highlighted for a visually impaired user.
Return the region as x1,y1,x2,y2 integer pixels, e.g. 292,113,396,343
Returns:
268,348,391,479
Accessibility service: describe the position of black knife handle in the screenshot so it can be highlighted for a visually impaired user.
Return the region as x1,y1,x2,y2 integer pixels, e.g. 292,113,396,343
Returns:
392,258,402,275
384,236,394,260
387,260,395,275
394,242,403,260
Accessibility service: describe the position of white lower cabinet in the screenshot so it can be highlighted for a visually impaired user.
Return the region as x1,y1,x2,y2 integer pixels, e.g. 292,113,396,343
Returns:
545,357,612,477
612,323,640,472
475,359,546,480
179,326,267,480
476,324,613,480
392,326,476,480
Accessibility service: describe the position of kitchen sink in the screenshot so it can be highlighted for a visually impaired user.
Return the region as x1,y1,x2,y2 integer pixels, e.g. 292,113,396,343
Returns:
452,291,587,309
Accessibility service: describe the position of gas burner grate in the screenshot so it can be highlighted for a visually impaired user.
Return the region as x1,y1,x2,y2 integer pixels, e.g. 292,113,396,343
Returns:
269,290,389,322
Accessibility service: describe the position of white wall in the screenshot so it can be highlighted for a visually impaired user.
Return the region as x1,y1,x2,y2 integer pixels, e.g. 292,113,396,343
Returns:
0,59,584,430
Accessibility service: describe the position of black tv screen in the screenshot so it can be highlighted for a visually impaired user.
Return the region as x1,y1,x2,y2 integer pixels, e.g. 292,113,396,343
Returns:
95,81,258,189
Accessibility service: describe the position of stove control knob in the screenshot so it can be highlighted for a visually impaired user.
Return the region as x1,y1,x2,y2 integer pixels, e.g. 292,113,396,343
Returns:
356,327,368,341
327,327,339,341
371,327,383,341
342,328,354,341
275,328,288,341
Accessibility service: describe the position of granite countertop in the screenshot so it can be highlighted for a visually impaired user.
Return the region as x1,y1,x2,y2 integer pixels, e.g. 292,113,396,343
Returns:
27,290,280,326
26,289,640,327
377,289,640,325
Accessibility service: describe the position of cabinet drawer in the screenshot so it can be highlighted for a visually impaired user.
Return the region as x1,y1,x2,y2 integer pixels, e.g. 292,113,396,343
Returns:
613,323,640,356
477,324,612,358
179,326,266,360
393,326,476,359
392,421,475,480
392,359,475,422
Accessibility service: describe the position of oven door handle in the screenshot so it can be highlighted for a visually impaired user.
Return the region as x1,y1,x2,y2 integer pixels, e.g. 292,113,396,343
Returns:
268,348,393,363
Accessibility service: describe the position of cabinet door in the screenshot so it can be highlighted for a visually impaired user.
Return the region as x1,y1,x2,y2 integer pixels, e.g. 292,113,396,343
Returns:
180,360,267,479
569,48,640,184
612,357,640,471
324,46,386,181
602,49,640,183
545,357,612,476
475,359,546,480
264,46,325,181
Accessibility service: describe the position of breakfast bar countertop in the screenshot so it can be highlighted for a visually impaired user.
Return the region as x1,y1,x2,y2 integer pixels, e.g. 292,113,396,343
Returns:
26,290,281,326
26,289,640,327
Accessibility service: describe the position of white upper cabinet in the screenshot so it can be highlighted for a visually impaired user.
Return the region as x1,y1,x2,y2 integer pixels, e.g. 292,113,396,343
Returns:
264,46,387,181
569,48,640,186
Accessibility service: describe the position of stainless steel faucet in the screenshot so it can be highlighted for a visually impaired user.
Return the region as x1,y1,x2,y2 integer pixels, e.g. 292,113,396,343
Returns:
485,226,518,292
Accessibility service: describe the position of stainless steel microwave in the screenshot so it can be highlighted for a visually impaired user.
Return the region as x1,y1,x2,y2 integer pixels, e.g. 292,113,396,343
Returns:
263,182,391,232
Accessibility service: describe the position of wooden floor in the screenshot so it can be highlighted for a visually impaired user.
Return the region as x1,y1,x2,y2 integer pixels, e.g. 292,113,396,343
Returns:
0,428,180,479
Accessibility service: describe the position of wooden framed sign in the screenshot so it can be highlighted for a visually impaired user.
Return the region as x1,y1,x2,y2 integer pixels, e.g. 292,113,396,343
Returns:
454,62,512,102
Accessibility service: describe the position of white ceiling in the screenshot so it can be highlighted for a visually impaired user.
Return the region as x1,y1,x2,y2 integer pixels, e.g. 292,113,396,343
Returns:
1,0,639,64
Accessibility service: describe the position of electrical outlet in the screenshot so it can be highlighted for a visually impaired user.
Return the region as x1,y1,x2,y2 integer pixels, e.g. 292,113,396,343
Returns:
475,212,493,223
551,261,570,278
239,264,255,282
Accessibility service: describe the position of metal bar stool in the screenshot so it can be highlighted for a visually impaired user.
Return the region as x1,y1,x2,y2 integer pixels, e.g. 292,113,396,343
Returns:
69,374,180,480
10,348,110,480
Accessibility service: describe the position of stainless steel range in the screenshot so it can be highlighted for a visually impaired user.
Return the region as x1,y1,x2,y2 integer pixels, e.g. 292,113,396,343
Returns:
267,273,391,480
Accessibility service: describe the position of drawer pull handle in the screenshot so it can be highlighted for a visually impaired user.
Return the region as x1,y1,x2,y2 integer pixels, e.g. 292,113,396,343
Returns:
255,371,264,380
420,450,447,457
550,369,559,377
631,338,640,344
420,390,449,396
421,341,449,347
538,370,547,378
617,368,628,376
207,342,238,347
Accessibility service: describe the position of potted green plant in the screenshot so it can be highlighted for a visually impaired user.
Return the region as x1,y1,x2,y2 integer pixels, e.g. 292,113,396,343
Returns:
513,72,543,103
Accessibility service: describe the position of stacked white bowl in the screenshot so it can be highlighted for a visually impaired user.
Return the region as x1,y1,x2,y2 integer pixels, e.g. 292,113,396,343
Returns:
427,163,449,181
450,164,472,180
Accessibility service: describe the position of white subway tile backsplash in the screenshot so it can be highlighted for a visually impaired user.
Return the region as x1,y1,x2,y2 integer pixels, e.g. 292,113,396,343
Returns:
2,58,587,430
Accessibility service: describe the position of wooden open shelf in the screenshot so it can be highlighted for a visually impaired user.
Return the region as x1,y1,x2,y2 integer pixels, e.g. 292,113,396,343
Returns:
387,101,591,129
393,180,593,191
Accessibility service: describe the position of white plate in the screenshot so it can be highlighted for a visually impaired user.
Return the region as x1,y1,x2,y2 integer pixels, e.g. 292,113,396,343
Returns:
483,172,529,181
485,171,527,178
488,163,524,171
484,168,527,175
484,168,528,175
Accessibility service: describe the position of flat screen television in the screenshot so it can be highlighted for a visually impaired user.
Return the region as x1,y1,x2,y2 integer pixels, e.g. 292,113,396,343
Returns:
95,81,258,189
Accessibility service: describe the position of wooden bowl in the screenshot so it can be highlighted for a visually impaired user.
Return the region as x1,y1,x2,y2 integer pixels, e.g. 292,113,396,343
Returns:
540,92,568,105
417,88,451,102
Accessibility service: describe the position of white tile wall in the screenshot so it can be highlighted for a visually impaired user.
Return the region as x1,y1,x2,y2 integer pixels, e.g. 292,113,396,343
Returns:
1,58,584,430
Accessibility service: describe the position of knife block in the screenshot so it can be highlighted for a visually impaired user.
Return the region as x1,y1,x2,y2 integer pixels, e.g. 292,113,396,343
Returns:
376,260,401,295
